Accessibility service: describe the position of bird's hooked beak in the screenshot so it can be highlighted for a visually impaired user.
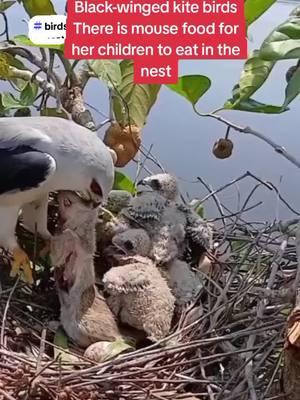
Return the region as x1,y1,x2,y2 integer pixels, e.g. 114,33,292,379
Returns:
137,177,160,194
137,178,147,187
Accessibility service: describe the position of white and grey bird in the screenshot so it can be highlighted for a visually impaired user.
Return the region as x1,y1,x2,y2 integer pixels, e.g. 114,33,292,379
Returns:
0,116,115,283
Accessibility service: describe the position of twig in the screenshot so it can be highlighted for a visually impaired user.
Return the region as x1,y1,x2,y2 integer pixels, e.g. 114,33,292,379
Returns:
0,12,9,41
193,106,300,170
0,277,19,348
36,328,46,373
0,388,16,400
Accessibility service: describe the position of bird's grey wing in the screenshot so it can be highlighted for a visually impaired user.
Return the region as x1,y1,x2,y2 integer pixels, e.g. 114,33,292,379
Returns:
103,265,151,293
185,212,213,250
183,210,214,265
0,147,56,195
0,118,52,150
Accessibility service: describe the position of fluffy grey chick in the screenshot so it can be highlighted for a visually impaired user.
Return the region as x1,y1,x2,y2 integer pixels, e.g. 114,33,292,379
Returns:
138,173,214,262
117,179,182,264
103,229,175,341
138,173,179,201
109,227,200,309
51,191,124,348
111,228,152,257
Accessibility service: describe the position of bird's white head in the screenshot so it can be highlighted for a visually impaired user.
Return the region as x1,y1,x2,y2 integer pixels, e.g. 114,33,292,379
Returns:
82,150,115,207
138,173,179,201
74,136,116,206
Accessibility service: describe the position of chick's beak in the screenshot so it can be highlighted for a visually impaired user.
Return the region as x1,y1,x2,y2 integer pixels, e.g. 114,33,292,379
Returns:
137,179,146,186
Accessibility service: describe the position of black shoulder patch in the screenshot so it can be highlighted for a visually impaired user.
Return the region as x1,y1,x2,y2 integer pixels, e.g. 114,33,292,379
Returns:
0,146,56,194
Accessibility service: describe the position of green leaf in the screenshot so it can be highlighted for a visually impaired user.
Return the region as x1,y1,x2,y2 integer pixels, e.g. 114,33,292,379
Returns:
113,60,161,128
244,0,276,27
40,107,69,119
0,95,9,116
87,60,122,86
259,17,300,61
1,82,38,110
1,92,23,109
195,204,204,218
224,96,286,114
53,326,80,365
231,240,248,253
20,0,55,17
283,66,300,108
7,54,28,71
20,82,38,106
113,171,136,195
232,51,275,104
13,34,64,51
0,1,16,12
166,75,211,106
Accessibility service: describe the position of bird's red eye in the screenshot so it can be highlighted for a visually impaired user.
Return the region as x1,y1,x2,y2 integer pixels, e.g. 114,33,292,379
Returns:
90,179,103,197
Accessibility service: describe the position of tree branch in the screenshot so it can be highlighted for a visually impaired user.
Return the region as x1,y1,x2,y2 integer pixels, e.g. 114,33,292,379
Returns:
193,106,300,169
9,67,56,96
1,43,96,129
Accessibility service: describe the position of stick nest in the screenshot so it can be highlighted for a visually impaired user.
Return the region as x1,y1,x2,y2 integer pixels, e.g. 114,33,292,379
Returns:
0,174,298,400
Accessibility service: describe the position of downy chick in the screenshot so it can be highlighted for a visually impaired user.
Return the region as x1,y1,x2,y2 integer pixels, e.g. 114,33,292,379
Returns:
103,229,175,341
138,173,214,265
109,227,202,310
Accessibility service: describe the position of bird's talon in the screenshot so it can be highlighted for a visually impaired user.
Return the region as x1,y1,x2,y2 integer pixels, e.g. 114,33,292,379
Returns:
10,248,34,284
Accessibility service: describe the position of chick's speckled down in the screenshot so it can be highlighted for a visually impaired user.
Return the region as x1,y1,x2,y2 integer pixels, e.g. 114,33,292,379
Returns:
103,255,175,341
136,173,214,265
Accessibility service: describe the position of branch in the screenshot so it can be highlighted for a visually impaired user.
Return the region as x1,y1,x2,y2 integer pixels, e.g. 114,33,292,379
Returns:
3,44,62,86
2,43,96,129
0,12,9,41
60,85,95,130
193,107,300,169
9,67,56,96
56,51,79,86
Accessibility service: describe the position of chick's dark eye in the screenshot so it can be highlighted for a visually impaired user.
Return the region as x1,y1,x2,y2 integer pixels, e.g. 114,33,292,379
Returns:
90,179,103,197
124,240,134,251
151,179,160,190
